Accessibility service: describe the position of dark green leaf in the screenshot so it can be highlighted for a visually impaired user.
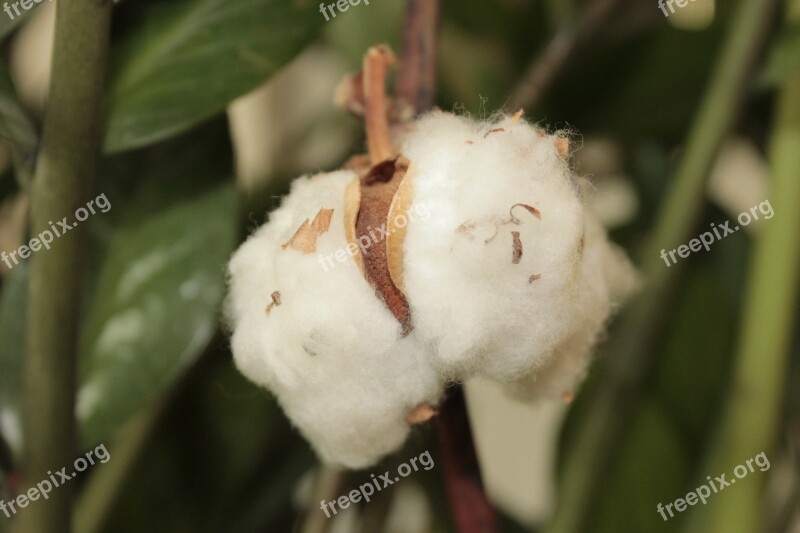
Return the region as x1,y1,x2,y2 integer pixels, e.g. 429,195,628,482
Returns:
0,58,36,150
78,183,237,446
105,0,322,152
591,400,689,533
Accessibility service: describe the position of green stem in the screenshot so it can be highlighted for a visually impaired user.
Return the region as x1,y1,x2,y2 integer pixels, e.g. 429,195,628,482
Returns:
15,1,111,532
73,402,163,533
546,0,779,531
685,2,800,531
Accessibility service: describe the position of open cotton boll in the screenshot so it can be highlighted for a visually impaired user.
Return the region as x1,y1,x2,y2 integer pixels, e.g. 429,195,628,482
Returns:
398,112,590,382
226,170,442,468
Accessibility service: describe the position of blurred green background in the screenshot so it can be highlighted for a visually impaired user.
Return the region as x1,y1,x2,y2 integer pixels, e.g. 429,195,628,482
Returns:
0,0,798,532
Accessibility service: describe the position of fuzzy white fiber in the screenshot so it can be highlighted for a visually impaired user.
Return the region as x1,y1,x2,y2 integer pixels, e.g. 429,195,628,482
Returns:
226,171,442,468
399,112,635,390
226,111,636,468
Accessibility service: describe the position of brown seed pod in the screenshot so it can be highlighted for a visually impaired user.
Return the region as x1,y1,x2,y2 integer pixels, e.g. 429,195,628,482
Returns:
348,156,414,334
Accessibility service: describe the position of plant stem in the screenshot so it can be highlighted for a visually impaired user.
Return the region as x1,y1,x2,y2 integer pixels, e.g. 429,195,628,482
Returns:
15,0,112,532
397,0,440,114
397,0,497,529
545,0,779,531
509,0,626,111
364,46,397,164
434,387,498,533
73,402,163,533
684,1,800,530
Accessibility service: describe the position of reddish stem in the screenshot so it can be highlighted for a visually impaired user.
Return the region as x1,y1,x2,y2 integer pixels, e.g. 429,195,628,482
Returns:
396,0,498,530
397,0,441,113
434,387,499,533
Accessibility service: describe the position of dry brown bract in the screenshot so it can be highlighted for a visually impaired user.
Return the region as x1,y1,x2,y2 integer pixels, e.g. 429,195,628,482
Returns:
353,157,414,334
405,404,437,424
265,291,282,314
281,208,334,253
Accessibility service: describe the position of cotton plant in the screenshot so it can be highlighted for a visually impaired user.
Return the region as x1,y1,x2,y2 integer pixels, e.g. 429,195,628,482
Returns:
225,46,636,468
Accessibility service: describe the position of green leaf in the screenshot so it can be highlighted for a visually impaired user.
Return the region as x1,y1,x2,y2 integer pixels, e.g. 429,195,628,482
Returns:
0,121,238,449
105,0,322,152
758,23,800,88
77,183,237,446
0,58,36,150
591,400,689,533
0,263,28,458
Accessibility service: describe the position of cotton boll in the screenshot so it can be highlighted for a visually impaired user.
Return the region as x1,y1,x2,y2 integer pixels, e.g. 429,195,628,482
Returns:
226,170,442,468
227,107,636,467
399,112,589,382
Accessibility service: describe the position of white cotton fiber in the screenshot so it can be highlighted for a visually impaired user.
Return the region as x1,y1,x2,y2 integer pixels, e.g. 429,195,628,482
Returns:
504,211,637,400
397,112,636,390
225,170,442,469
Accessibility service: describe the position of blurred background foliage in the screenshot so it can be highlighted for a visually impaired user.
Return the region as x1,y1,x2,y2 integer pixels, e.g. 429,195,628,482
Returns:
0,0,798,532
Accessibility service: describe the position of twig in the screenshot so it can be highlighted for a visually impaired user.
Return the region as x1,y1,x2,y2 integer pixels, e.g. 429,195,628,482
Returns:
396,0,497,529
15,0,112,532
397,0,441,113
363,46,397,164
509,0,626,111
396,0,497,530
434,387,498,533
545,0,780,531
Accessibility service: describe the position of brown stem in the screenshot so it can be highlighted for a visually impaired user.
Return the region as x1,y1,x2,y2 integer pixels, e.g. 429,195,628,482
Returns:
509,0,626,110
397,0,441,113
395,1,496,529
434,387,498,533
363,46,396,164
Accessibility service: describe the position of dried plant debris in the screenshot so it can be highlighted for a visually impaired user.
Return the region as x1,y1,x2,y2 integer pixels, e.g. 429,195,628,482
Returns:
458,203,542,245
281,207,334,253
355,156,413,333
405,404,437,424
226,109,636,469
484,127,505,138
265,291,281,314
510,203,542,223
555,136,570,157
511,231,523,264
